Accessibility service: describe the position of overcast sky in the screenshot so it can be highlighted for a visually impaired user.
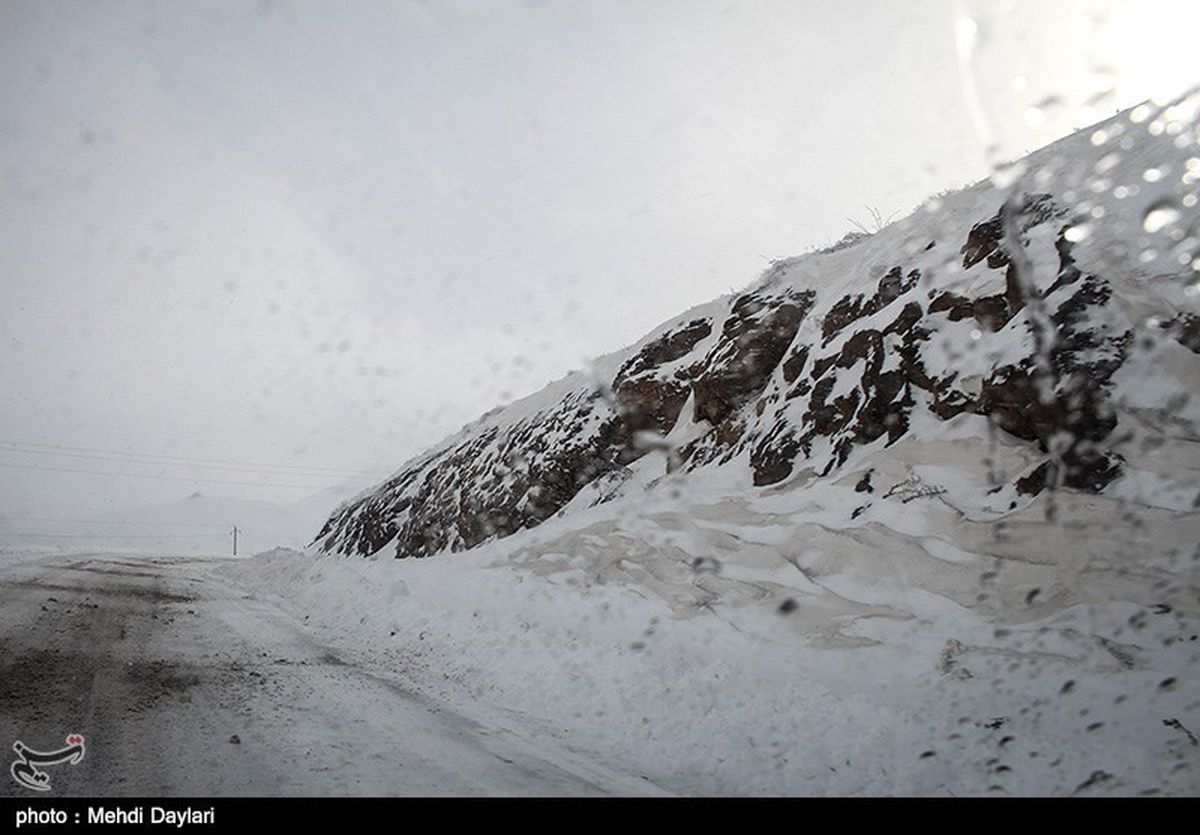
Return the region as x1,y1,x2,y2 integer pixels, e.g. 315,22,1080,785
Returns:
1,0,1196,519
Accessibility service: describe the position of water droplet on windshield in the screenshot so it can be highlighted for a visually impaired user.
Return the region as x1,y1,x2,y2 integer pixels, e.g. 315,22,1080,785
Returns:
1143,200,1182,234
990,160,1027,190
1130,103,1155,124
1064,223,1092,243
1023,95,1062,128
1094,152,1121,174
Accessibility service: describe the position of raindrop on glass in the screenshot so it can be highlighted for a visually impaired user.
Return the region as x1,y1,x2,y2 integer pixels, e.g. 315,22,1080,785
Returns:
1064,222,1092,243
1094,152,1121,174
990,160,1027,190
1143,200,1182,234
1130,104,1154,124
1023,95,1062,128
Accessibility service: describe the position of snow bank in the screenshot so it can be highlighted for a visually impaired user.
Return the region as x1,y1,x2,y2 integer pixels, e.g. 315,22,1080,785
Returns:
219,476,1199,795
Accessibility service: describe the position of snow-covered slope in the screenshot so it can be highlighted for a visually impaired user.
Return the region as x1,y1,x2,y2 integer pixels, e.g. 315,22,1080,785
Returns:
225,96,1200,796
316,98,1200,567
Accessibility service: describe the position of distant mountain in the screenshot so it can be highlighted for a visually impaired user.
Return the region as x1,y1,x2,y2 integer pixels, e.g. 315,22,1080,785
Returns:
315,98,1200,561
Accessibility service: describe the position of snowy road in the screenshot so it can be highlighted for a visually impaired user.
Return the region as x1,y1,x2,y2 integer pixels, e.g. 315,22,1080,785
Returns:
0,553,652,796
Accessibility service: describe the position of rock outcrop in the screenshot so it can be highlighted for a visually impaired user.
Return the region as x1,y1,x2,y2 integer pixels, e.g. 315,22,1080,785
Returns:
315,105,1199,559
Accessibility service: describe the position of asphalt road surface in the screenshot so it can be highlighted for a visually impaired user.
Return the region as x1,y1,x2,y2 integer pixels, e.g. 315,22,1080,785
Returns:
0,552,653,796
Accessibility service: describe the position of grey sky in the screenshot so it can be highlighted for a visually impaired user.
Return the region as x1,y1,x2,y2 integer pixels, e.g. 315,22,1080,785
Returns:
1,0,1195,519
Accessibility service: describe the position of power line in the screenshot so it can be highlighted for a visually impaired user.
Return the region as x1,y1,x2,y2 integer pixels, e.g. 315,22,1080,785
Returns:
0,460,326,489
0,446,341,479
0,439,386,476
4,516,245,528
0,439,387,477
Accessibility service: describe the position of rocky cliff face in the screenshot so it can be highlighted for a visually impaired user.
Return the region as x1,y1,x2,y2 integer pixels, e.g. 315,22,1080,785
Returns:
315,103,1200,559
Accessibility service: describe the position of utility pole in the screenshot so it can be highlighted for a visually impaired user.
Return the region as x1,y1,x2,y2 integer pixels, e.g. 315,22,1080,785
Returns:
231,525,239,556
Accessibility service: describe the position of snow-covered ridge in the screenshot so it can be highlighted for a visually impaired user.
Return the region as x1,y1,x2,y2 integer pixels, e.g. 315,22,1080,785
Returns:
316,98,1200,560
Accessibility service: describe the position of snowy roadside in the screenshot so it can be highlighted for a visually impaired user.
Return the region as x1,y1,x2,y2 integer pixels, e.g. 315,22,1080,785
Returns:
214,485,1200,796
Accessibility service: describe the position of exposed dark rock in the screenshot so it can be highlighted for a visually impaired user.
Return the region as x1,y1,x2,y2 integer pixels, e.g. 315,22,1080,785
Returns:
821,267,920,344
961,213,1006,270
975,262,1128,494
614,376,690,435
781,345,810,383
961,193,1060,270
613,319,712,388
692,289,815,425
1016,451,1125,496
749,425,804,487
929,291,974,320
1166,313,1200,353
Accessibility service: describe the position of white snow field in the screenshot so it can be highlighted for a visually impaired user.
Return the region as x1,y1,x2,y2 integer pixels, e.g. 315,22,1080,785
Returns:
221,479,1197,796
